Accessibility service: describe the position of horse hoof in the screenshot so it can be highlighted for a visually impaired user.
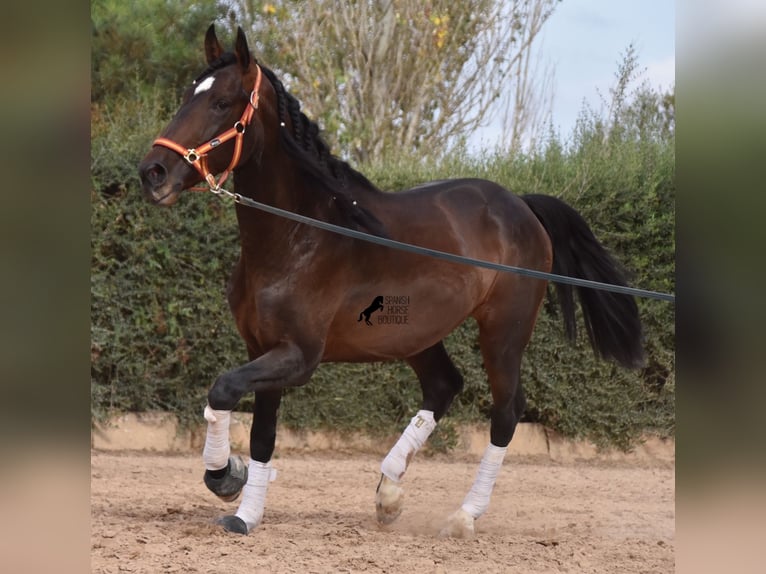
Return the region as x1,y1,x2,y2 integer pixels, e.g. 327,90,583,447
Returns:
204,455,248,502
440,508,475,539
375,474,404,525
217,514,248,535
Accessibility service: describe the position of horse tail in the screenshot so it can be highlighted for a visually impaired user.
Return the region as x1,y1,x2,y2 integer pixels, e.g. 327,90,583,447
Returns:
521,194,645,369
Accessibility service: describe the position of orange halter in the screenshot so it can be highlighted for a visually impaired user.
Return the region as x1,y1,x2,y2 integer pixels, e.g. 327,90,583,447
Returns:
152,64,263,192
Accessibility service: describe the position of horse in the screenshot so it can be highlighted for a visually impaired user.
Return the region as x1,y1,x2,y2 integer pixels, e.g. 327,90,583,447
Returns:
138,25,644,537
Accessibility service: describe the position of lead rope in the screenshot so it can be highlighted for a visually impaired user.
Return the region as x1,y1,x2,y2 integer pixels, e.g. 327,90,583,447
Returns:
208,189,675,303
162,67,673,303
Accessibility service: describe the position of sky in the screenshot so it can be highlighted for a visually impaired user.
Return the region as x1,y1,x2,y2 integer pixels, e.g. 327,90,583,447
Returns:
471,0,676,150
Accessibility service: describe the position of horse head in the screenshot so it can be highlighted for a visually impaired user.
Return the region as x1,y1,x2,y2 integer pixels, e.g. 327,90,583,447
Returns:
138,25,276,205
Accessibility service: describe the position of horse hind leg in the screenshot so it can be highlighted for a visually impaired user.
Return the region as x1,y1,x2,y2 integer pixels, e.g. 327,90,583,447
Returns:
375,342,464,525
441,279,544,538
440,385,526,538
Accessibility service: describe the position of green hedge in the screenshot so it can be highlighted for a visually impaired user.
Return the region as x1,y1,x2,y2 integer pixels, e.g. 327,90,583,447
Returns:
91,121,674,450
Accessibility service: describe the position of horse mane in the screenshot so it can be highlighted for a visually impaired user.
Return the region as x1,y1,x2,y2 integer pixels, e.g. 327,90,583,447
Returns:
257,64,387,237
190,53,385,236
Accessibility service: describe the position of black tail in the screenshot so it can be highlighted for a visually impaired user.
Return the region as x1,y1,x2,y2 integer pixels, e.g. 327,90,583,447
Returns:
522,194,645,369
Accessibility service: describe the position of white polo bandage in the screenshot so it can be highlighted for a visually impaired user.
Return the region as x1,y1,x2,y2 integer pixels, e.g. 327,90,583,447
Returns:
202,405,231,471
460,443,507,519
234,460,278,531
380,410,436,482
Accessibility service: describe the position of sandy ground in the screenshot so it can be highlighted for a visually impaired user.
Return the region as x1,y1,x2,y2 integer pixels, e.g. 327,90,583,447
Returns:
91,450,674,573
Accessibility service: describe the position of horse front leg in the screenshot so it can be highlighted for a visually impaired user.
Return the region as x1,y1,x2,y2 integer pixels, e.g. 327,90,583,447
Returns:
212,389,283,534
201,342,318,535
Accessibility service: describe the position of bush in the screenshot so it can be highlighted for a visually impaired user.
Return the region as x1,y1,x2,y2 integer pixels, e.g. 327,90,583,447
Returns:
91,189,242,424
91,142,674,450
91,87,173,194
91,0,226,103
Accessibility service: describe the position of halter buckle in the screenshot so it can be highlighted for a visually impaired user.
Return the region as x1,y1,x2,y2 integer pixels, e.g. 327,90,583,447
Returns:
205,173,221,193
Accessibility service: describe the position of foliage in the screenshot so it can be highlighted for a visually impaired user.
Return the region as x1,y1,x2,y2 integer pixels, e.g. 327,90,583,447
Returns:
91,191,242,425
91,0,558,163
91,86,173,194
91,0,228,193
203,0,558,162
91,0,226,103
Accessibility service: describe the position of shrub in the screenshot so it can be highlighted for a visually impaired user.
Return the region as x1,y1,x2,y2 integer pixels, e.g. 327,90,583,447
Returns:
91,141,674,449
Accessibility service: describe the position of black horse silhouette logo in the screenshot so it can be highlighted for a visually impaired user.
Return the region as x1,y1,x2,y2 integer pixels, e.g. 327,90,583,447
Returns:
358,296,384,326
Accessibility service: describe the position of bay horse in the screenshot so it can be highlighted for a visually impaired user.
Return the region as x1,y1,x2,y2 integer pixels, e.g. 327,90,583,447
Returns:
139,25,643,537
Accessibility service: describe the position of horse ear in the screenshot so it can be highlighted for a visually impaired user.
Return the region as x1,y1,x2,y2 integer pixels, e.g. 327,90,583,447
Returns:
234,26,251,70
204,24,224,65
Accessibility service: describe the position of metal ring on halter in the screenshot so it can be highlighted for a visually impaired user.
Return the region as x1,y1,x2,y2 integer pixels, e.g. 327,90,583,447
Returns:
235,121,245,134
205,174,221,193
185,150,200,163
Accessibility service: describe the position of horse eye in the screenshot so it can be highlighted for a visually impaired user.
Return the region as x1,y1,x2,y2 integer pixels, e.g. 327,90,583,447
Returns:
213,99,231,112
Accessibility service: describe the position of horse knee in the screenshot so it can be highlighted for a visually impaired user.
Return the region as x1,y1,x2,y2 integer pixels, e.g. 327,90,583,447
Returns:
208,374,239,411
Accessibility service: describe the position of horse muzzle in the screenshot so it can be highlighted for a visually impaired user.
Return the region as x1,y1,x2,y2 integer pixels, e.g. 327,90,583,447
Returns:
139,158,185,206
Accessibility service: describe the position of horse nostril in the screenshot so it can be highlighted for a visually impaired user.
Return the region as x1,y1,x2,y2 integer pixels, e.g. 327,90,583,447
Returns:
140,162,168,188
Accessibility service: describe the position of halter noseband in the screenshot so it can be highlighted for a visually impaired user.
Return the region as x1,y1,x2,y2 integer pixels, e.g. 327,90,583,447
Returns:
152,64,263,193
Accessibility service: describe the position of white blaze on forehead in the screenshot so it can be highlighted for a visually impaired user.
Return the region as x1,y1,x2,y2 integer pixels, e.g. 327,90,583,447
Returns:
193,75,215,95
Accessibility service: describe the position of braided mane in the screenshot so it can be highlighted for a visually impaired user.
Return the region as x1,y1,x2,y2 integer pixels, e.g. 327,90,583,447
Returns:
259,65,380,195
257,64,386,236
192,54,385,236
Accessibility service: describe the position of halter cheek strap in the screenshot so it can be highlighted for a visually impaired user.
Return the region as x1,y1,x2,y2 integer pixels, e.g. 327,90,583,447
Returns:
152,64,263,193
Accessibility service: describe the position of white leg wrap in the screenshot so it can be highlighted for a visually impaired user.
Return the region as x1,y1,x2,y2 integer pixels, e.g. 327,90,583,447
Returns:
234,460,277,531
381,410,436,482
460,443,508,519
202,405,231,471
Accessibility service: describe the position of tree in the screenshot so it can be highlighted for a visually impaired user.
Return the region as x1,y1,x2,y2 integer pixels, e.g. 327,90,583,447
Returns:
600,44,676,144
91,0,226,103
227,0,560,162
500,0,559,153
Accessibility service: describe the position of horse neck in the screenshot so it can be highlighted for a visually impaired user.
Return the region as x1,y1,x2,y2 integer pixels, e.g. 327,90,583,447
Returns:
230,144,334,260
